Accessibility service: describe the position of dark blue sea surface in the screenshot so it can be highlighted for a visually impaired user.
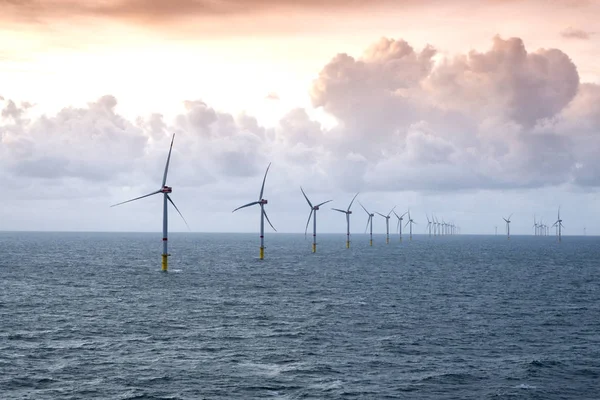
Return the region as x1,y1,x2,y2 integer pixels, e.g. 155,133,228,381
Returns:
1,232,599,399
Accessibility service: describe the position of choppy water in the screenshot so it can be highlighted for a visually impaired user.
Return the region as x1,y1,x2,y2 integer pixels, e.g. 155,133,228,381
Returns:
1,232,599,399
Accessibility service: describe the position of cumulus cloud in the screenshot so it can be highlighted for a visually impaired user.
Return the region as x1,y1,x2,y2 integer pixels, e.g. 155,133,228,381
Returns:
1,35,599,204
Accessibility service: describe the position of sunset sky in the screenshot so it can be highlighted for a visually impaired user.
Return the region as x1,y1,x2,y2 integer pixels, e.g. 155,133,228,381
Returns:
1,0,599,235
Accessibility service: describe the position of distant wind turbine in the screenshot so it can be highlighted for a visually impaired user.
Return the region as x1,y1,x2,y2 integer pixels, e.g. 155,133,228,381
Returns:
393,210,408,242
503,214,512,240
533,215,539,236
332,193,359,248
551,207,564,243
233,163,276,259
405,211,416,241
111,133,189,272
376,206,396,244
426,215,432,237
300,187,332,253
360,202,375,246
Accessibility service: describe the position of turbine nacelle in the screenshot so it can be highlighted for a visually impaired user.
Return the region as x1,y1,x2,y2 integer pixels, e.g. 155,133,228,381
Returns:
259,199,268,205
160,186,173,194
313,206,320,211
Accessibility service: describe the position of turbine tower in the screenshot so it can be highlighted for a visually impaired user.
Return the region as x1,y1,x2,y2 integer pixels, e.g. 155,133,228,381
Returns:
376,206,396,244
360,202,375,246
332,193,359,248
111,133,188,272
233,163,276,259
533,215,539,236
551,207,564,243
405,211,416,241
300,187,332,253
503,214,512,240
393,210,407,242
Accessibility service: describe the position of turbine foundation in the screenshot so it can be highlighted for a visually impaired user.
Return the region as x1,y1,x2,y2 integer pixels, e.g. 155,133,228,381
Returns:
260,246,265,260
312,243,316,253
161,254,168,272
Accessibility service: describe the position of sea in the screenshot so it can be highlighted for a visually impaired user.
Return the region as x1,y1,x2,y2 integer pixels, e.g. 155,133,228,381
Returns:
1,232,599,399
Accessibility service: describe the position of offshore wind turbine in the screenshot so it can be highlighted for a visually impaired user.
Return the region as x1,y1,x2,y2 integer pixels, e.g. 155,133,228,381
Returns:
233,163,276,260
332,193,359,248
426,215,432,237
405,211,416,241
533,215,539,236
551,207,564,243
360,202,375,246
393,210,408,242
111,133,188,272
376,206,396,244
300,187,332,253
503,214,512,240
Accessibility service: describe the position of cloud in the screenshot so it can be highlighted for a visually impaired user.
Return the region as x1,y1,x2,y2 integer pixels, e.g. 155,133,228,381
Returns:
1,35,599,205
560,26,594,39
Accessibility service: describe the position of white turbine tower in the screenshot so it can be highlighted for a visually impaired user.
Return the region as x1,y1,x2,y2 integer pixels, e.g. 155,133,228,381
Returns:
393,210,408,242
332,193,359,248
360,202,375,246
233,163,276,259
551,207,564,243
533,215,539,236
111,133,189,272
405,211,416,241
503,214,513,240
300,187,332,253
376,206,396,244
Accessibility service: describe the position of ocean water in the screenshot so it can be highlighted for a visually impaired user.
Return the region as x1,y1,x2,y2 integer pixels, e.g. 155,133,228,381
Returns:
1,232,599,399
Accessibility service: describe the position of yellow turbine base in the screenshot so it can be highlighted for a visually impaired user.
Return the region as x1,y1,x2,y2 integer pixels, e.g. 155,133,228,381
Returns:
346,241,350,249
161,254,168,272
260,247,265,260
369,240,373,246
312,243,316,253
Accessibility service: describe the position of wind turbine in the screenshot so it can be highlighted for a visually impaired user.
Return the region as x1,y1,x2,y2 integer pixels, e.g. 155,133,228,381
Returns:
300,187,332,253
533,215,538,236
393,210,408,242
332,193,359,248
233,163,276,259
360,202,375,246
376,206,396,244
426,215,432,237
111,133,188,272
551,207,564,243
405,211,416,241
503,214,512,240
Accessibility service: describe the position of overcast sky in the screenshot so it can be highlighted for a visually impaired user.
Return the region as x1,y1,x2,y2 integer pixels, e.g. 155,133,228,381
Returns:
1,0,599,235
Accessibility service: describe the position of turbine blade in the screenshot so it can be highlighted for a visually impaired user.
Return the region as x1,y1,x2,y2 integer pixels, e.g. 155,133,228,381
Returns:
300,186,313,208
405,220,410,228
508,213,513,221
347,192,359,212
263,208,277,232
376,212,387,218
161,133,175,187
233,201,260,212
393,210,400,219
304,209,314,237
110,190,161,207
365,216,370,233
359,202,369,215
316,200,333,207
332,208,347,213
167,194,190,230
258,162,271,200
401,211,407,218
503,218,508,223
387,206,396,216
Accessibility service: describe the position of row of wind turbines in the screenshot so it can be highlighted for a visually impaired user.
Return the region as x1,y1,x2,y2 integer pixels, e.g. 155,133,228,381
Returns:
500,211,565,241
110,134,562,271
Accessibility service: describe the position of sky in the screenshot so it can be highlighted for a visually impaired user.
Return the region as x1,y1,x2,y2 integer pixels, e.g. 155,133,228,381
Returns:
1,0,599,235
